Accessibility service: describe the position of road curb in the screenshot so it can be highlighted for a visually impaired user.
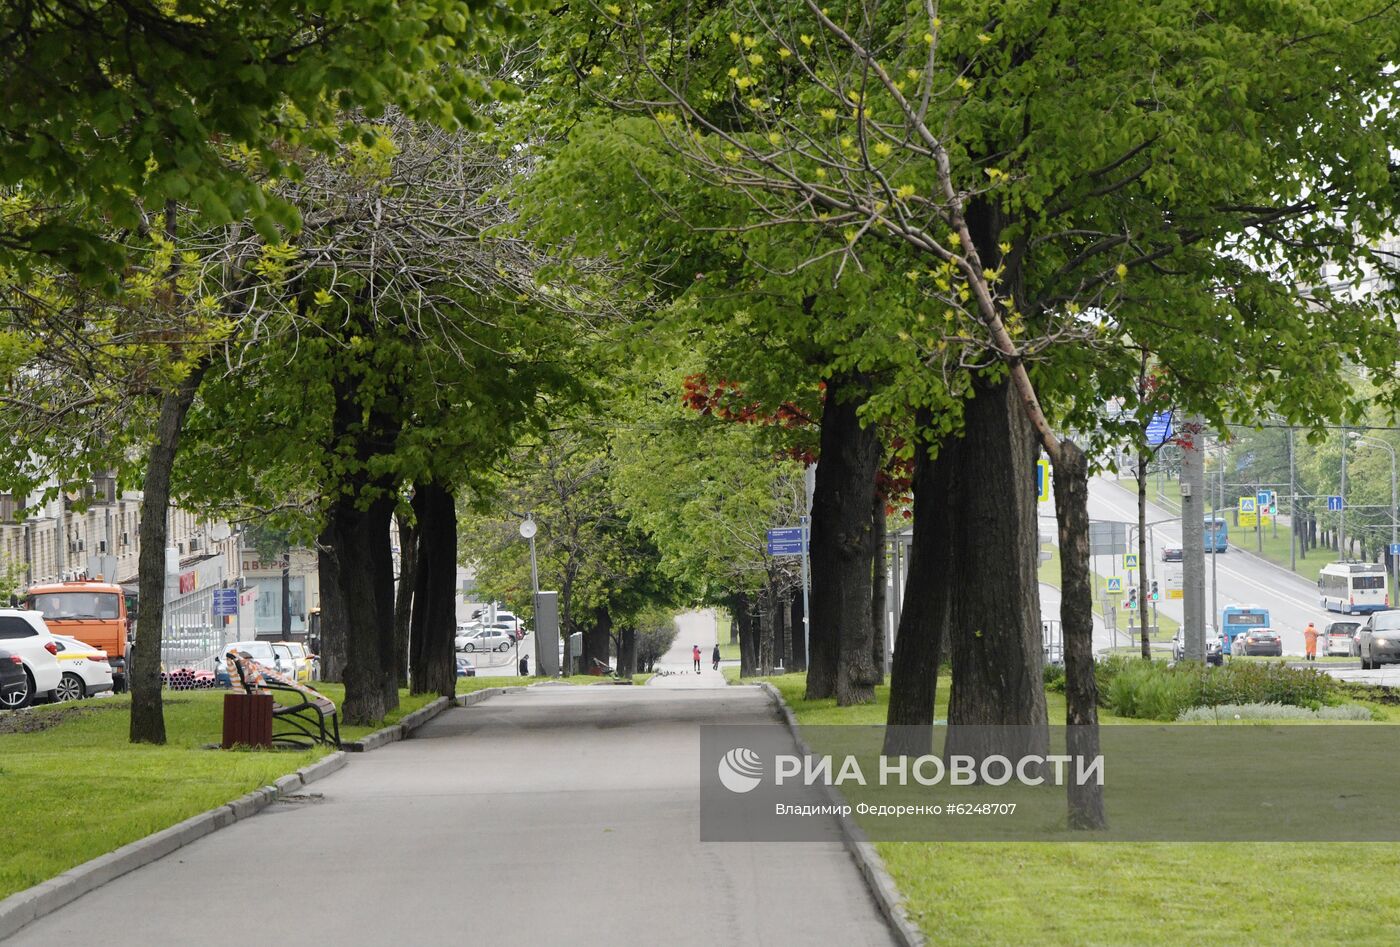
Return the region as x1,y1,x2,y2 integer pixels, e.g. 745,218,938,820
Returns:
0,749,347,942
756,682,925,947
340,694,458,752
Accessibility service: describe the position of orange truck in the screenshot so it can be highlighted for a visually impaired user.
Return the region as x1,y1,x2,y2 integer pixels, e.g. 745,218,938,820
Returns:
25,580,130,692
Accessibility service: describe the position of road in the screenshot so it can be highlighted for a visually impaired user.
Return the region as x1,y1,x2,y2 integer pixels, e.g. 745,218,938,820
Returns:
1056,477,1338,656
11,678,892,945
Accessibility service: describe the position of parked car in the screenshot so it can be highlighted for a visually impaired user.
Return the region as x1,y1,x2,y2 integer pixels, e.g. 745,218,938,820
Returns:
1161,546,1183,562
456,654,476,677
461,629,514,653
224,640,297,681
1358,610,1400,670
0,609,63,709
1232,627,1283,657
1323,620,1362,657
472,607,525,634
0,650,29,707
49,635,115,701
272,641,316,683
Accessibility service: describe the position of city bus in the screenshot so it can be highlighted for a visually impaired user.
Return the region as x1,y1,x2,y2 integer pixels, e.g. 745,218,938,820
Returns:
1221,605,1270,655
1205,517,1228,553
1318,562,1389,614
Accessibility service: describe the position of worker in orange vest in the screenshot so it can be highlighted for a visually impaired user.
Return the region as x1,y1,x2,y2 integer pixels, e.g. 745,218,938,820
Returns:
1303,622,1319,661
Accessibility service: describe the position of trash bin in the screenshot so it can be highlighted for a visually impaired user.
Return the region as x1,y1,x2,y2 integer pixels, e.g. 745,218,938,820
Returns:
222,692,273,748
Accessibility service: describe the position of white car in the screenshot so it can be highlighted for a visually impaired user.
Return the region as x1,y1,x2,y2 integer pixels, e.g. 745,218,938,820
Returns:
0,609,63,708
271,641,317,683
50,634,115,701
460,629,514,653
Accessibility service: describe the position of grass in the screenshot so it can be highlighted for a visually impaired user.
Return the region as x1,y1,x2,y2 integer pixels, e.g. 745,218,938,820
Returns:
1118,476,1183,512
729,669,1400,945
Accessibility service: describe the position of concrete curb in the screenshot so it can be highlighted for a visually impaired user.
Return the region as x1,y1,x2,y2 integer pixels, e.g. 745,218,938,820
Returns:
0,749,347,942
340,694,457,752
756,682,925,947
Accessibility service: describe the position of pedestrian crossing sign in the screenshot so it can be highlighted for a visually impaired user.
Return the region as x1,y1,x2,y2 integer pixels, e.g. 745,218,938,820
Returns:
1124,553,1139,569
1107,576,1123,594
1036,459,1050,502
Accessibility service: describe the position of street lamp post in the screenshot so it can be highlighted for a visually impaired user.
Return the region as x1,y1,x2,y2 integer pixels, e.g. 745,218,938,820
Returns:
519,514,541,676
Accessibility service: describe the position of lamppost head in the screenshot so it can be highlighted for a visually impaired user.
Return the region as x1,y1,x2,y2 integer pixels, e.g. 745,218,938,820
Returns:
519,516,537,540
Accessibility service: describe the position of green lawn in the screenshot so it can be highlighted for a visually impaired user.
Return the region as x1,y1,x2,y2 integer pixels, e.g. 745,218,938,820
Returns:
731,671,1400,945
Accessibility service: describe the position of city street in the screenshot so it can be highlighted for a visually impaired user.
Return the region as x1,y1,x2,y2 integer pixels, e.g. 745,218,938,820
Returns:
8,683,893,946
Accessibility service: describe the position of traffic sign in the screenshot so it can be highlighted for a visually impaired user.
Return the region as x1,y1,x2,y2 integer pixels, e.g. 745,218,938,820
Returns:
1238,496,1258,528
212,588,239,617
1145,411,1173,447
1256,490,1271,509
766,526,807,556
1390,543,1400,557
1327,495,1345,512
1036,459,1050,502
1124,553,1139,570
1106,576,1123,595
1167,589,1184,600
1238,497,1256,513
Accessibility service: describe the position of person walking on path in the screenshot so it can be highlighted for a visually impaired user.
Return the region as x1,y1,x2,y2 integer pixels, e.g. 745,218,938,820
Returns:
693,644,702,673
1304,622,1319,661
711,644,721,670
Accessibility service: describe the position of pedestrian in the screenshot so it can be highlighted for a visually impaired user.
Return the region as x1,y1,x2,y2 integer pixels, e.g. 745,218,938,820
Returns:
712,643,721,670
693,644,702,673
519,654,529,676
1304,622,1319,662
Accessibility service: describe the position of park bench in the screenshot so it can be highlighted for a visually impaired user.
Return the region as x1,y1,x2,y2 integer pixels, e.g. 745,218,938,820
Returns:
226,651,341,749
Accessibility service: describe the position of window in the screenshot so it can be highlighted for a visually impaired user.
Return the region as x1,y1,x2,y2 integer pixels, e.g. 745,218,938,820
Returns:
1353,575,1386,590
251,576,308,634
28,592,120,620
0,616,37,639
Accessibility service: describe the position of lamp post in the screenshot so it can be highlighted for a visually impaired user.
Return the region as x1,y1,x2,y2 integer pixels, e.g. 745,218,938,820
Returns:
1349,435,1397,594
519,514,541,676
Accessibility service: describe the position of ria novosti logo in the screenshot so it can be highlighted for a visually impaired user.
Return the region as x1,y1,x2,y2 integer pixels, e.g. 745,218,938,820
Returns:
717,747,764,793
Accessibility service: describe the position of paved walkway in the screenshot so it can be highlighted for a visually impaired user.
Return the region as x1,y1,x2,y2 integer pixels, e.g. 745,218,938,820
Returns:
13,683,892,945
651,609,729,688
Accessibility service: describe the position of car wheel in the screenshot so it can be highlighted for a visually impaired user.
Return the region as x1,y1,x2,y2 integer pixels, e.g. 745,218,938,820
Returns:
465,644,476,652
2,669,34,710
54,673,86,702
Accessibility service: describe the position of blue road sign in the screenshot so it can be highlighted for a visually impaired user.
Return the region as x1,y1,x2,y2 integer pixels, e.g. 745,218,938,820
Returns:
212,587,239,617
1036,459,1050,502
1145,411,1173,447
1327,495,1345,512
1257,491,1271,509
767,526,807,556
1390,543,1400,557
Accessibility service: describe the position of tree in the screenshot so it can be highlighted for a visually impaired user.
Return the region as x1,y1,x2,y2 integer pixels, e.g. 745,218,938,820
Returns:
1,0,524,280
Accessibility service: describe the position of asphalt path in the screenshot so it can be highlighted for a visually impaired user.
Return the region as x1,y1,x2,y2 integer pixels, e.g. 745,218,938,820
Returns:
11,681,893,945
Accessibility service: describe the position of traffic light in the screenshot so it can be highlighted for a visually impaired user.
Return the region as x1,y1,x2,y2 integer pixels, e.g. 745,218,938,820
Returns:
1127,586,1138,609
1150,580,1160,602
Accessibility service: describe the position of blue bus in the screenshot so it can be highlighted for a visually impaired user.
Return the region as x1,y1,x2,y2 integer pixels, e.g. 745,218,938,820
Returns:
1221,605,1269,655
1205,516,1228,553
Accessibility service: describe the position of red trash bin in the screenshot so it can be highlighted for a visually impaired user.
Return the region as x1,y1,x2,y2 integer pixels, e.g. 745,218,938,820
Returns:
222,692,274,749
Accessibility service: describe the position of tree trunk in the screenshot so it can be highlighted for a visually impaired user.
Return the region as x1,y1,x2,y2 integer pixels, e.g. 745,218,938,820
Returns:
789,593,806,672
618,626,637,677
409,480,457,698
734,594,757,677
129,365,207,745
1138,454,1150,659
393,510,417,689
871,491,888,685
583,604,611,672
807,371,882,704
757,585,774,673
325,492,397,726
944,376,1049,766
317,537,347,682
1053,439,1106,830
883,421,955,758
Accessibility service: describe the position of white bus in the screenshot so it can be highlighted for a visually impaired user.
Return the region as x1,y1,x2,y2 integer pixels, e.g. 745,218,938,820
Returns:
1318,562,1389,614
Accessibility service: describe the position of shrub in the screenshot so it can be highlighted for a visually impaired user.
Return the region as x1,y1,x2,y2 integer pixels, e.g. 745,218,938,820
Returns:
1096,659,1340,721
1177,702,1376,722
1043,663,1066,692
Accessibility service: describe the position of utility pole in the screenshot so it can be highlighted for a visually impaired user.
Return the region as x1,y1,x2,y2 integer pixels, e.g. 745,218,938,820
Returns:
1256,481,1263,555
1181,419,1206,662
1340,426,1348,560
1288,426,1296,572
